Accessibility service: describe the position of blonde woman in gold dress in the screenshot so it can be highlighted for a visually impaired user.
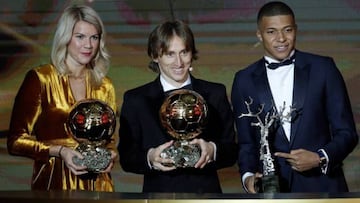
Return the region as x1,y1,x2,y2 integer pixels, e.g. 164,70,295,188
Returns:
7,5,117,191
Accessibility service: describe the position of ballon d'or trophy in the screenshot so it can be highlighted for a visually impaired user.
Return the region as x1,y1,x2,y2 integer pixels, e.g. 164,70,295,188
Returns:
68,99,116,172
159,89,208,168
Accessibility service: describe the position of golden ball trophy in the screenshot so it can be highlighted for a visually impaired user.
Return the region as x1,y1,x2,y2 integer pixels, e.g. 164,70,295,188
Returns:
159,89,208,168
68,99,116,172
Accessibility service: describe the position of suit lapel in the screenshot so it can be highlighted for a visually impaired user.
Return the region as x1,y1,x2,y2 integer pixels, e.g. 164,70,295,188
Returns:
253,60,274,113
149,76,168,113
289,52,310,146
252,59,289,143
189,75,208,99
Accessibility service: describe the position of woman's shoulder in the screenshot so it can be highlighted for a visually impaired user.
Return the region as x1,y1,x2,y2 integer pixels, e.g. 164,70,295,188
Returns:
28,64,59,79
99,76,116,91
23,64,57,80
102,75,114,84
32,63,56,73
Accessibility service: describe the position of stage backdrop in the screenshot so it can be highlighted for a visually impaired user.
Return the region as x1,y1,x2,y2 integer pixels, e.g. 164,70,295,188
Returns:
0,0,359,192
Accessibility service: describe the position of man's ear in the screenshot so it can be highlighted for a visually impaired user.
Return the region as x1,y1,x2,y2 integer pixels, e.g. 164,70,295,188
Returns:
152,55,159,63
256,30,262,42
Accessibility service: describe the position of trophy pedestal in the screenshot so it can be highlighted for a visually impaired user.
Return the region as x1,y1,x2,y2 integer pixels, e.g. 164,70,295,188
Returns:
160,140,201,168
72,142,112,173
261,174,280,193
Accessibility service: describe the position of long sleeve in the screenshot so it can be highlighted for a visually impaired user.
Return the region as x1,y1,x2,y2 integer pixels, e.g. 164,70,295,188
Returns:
7,69,51,163
321,58,358,172
118,91,150,174
205,84,238,169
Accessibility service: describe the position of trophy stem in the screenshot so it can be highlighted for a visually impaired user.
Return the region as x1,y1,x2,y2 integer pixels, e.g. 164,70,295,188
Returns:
73,142,112,172
160,140,201,168
262,173,280,193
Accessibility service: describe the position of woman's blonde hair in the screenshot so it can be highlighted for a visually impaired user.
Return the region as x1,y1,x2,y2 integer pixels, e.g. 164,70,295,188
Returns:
51,4,110,88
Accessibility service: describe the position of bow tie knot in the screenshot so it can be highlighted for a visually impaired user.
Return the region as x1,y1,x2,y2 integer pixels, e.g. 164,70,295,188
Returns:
266,55,295,70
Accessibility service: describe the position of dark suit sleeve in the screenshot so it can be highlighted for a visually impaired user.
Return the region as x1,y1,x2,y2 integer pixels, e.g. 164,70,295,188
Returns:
204,85,238,169
231,71,260,176
321,58,358,173
118,91,150,174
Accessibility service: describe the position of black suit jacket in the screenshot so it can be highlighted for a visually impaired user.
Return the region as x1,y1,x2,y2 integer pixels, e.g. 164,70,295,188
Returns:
118,75,237,193
231,50,358,192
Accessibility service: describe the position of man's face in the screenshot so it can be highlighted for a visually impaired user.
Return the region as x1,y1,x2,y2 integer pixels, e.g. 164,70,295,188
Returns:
257,15,297,61
154,35,192,87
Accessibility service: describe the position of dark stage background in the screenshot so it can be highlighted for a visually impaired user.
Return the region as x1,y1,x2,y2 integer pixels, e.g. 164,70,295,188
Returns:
0,0,359,192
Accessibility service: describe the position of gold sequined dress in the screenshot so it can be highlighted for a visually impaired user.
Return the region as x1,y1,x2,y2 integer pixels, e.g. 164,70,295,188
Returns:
7,64,117,191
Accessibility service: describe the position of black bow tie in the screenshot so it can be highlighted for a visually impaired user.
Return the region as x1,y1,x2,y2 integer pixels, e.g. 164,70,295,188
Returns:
164,84,193,96
266,55,295,70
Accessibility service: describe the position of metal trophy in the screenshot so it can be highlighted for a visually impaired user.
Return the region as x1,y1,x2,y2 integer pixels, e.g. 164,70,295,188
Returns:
67,99,116,172
239,97,294,193
159,89,208,168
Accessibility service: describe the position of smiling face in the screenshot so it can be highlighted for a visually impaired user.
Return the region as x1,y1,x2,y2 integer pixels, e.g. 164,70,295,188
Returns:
66,20,100,70
154,35,192,87
257,15,297,61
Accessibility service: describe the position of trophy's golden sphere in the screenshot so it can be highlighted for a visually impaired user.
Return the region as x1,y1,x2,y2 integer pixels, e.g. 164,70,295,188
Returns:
67,99,116,172
68,99,116,142
160,89,208,140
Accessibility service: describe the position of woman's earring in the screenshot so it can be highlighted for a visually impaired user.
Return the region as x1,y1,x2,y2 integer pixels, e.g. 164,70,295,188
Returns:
189,67,193,72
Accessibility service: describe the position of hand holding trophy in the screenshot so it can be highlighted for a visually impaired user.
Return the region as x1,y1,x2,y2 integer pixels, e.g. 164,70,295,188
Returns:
239,97,295,193
159,89,208,168
67,99,116,173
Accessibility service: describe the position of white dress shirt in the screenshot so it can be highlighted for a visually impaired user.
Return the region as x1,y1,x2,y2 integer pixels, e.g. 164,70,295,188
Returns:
265,55,295,141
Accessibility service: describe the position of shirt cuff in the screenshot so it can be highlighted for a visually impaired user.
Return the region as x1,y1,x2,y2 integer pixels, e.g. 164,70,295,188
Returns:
317,149,329,174
242,172,254,193
209,141,217,161
147,148,154,169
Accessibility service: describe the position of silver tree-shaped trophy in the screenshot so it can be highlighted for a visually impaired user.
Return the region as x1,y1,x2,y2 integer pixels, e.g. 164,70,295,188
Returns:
239,97,295,193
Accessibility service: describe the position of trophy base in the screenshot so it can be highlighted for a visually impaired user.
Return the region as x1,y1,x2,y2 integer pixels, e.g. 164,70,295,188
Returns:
261,174,280,193
72,143,111,173
160,140,201,168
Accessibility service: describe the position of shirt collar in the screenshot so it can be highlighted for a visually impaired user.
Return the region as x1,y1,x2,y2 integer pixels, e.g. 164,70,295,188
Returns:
264,50,295,64
160,75,191,92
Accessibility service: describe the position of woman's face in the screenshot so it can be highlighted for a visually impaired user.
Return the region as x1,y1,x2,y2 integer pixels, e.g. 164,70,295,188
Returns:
66,20,100,68
154,35,192,87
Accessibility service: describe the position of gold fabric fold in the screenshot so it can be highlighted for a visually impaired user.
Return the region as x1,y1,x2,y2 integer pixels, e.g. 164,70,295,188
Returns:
8,64,116,191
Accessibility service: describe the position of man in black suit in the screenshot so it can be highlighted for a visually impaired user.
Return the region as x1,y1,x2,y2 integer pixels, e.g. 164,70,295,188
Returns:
231,1,358,193
118,20,237,193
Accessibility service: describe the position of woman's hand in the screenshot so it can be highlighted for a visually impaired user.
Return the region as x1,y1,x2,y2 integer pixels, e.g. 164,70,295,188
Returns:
100,150,118,173
58,146,88,175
